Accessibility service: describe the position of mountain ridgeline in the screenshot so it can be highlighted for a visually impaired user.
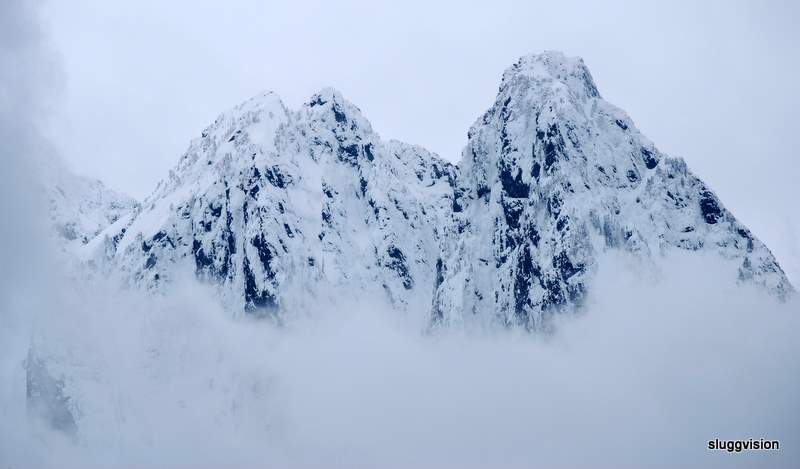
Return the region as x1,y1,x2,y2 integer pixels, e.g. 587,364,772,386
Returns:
79,52,793,329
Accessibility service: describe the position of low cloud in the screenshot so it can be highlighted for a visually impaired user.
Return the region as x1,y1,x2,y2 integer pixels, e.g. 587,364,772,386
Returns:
2,250,797,468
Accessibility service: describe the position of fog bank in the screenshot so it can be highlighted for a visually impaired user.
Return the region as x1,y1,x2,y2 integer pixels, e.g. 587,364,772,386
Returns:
1,251,796,468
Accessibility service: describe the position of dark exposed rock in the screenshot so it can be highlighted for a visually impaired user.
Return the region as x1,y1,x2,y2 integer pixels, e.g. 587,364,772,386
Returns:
699,189,723,224
386,245,413,290
641,147,659,169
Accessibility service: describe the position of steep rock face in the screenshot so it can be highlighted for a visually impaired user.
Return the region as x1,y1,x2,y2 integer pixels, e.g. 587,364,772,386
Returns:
432,52,792,329
95,90,455,317
87,52,792,327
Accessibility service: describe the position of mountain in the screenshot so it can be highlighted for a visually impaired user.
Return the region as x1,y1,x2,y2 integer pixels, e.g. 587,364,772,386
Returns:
80,51,793,328
433,52,793,329
83,89,455,318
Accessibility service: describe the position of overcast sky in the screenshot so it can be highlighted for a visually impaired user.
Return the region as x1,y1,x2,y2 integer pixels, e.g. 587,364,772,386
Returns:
38,0,799,280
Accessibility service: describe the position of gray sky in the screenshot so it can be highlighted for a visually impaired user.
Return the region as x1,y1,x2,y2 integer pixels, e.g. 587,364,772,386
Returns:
39,0,799,280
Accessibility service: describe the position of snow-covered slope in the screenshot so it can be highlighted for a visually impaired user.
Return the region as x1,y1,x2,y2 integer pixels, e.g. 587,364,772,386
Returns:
87,52,792,328
40,154,138,253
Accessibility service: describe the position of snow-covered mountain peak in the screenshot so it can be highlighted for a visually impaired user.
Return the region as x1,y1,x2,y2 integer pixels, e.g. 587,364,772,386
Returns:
500,51,599,101
467,52,601,146
298,88,381,169
142,91,290,203
439,51,792,329
302,87,375,138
